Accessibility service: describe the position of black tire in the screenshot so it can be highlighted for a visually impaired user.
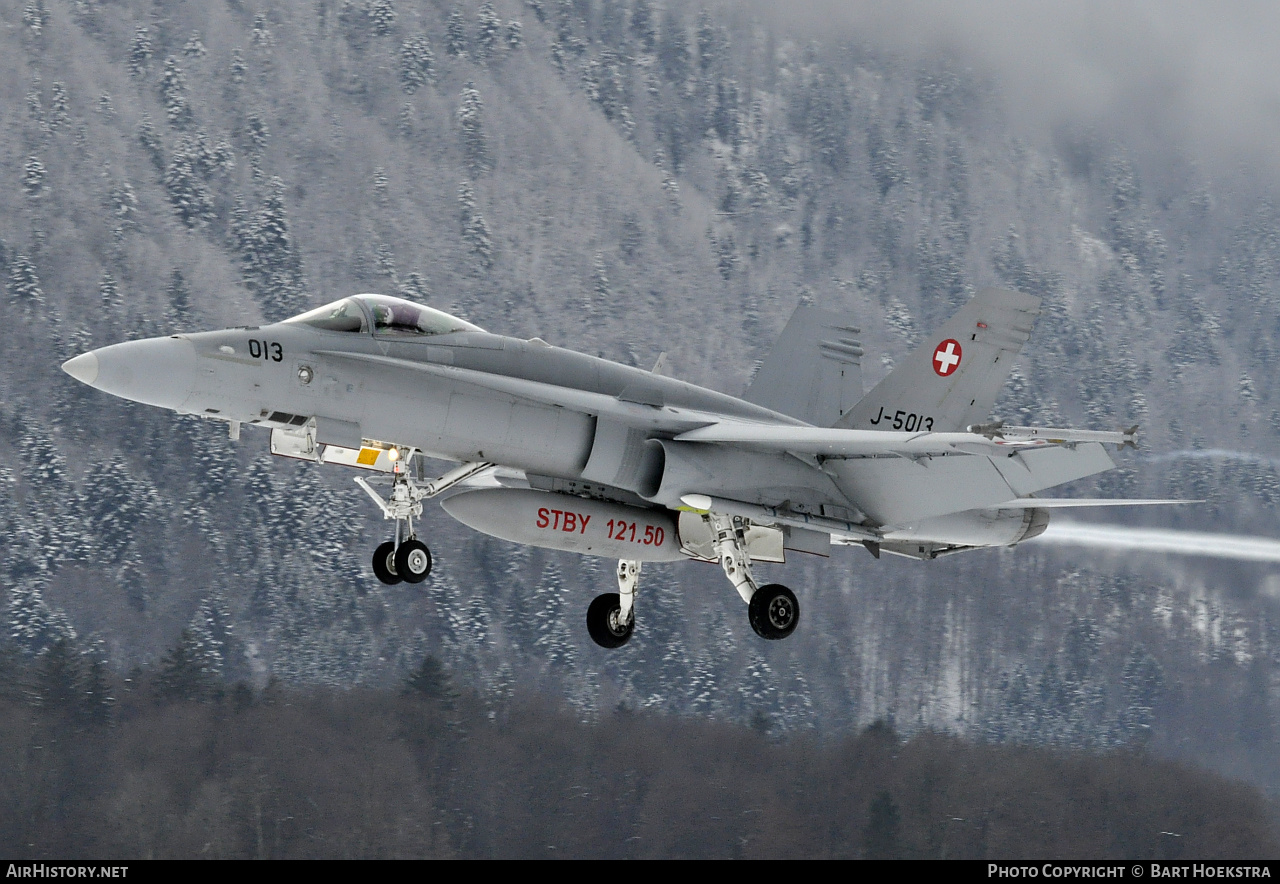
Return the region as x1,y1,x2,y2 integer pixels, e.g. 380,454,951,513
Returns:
749,584,799,640
586,592,633,649
395,539,433,584
372,541,401,585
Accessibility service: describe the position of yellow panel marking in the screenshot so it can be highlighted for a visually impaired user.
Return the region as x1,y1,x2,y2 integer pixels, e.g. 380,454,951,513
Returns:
356,448,380,466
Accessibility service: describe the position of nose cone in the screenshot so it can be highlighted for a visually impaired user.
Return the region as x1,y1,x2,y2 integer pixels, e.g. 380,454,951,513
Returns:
63,336,197,411
61,351,98,386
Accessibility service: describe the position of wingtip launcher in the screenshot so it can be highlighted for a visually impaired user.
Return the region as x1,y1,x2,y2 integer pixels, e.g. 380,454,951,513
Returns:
968,423,1139,450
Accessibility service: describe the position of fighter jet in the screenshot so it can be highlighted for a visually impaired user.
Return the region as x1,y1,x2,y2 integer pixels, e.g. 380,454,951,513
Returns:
62,288,1177,647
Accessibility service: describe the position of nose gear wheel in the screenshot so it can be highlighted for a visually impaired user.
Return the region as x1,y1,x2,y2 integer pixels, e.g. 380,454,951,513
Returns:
357,457,491,586
372,540,401,585
395,539,432,583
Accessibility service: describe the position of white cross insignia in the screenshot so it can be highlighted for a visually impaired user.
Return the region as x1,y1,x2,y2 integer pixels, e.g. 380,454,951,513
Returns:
933,339,962,376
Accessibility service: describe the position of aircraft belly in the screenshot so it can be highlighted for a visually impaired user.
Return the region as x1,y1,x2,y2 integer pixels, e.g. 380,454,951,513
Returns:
831,455,1017,524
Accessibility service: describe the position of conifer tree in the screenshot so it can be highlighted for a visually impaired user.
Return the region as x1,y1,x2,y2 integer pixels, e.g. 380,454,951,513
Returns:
399,34,435,93
108,182,138,240
128,26,152,77
405,654,456,705
159,57,192,128
80,651,115,724
32,637,82,712
23,156,46,199
229,48,247,84
23,0,49,38
48,83,68,132
7,576,74,655
154,628,216,703
399,271,431,302
251,14,274,48
99,270,121,315
863,791,902,859
475,3,501,63
630,0,656,53
83,453,160,565
590,252,610,317
183,31,207,57
456,83,490,177
0,467,36,580
457,180,493,274
7,254,43,313
240,178,307,321
658,10,690,84
188,594,234,678
368,0,397,37
136,114,163,171
163,147,214,228
445,7,467,57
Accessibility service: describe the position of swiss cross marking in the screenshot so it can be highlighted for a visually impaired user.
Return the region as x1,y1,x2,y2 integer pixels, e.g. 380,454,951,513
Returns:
932,339,962,376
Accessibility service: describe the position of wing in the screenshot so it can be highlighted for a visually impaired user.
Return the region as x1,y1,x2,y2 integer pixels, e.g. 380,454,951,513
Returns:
670,420,1181,525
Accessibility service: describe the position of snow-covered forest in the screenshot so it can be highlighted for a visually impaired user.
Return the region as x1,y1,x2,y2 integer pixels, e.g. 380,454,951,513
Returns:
3,0,1280,798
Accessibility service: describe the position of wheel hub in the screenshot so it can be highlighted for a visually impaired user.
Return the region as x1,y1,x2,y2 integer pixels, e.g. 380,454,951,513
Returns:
606,608,631,637
405,549,428,574
767,595,794,629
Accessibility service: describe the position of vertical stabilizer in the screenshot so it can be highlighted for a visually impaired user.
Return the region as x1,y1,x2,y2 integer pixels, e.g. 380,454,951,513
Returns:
838,288,1041,432
744,305,863,427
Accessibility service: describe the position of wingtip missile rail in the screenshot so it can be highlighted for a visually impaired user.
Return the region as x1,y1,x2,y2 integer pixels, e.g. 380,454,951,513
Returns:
967,423,1139,450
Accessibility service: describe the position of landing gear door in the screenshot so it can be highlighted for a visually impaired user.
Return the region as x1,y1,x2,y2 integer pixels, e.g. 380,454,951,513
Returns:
270,424,319,462
270,422,397,472
677,512,785,563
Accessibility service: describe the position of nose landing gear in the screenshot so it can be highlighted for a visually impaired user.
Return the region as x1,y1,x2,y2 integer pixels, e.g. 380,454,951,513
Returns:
356,456,491,586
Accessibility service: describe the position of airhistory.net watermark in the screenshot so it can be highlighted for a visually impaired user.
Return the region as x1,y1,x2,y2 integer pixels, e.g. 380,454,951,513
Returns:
5,866,128,878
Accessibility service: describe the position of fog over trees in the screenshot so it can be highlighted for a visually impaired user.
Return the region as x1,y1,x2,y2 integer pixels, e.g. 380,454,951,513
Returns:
3,0,1280,851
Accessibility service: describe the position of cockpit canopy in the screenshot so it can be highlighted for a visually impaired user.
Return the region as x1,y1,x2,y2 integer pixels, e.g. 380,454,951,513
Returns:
284,295,482,337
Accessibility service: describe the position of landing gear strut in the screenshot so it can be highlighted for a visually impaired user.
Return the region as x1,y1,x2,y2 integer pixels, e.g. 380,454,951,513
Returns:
707,512,799,640
587,560,639,648
356,456,491,586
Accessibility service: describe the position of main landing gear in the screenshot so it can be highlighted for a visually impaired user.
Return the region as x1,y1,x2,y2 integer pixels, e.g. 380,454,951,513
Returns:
356,456,492,586
585,513,799,649
586,560,639,648
707,511,798,641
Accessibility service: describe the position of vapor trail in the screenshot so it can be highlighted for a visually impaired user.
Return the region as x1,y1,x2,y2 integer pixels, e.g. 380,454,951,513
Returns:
1139,449,1280,471
1034,522,1280,563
